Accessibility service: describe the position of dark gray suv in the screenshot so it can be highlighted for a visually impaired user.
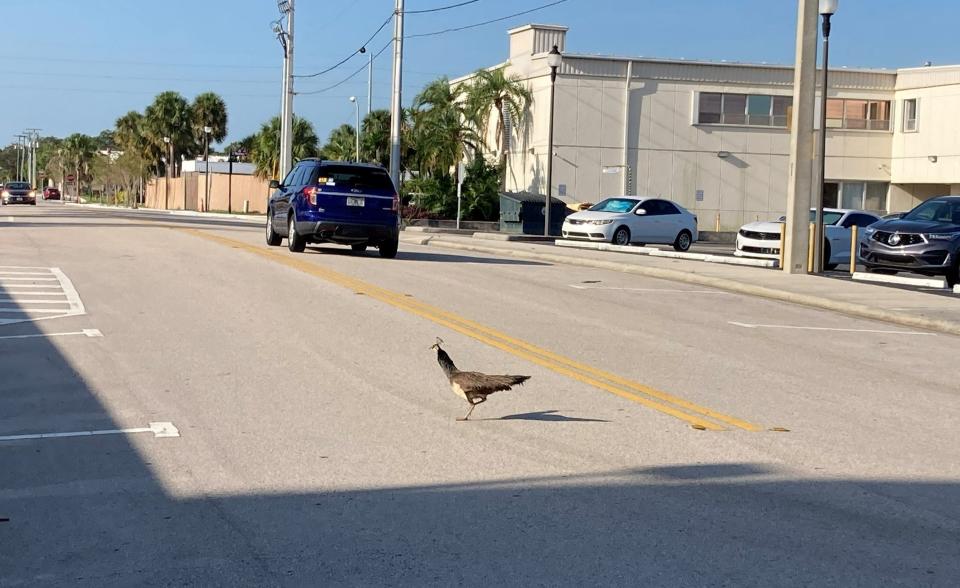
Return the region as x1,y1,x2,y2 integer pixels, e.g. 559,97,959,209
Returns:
860,196,960,285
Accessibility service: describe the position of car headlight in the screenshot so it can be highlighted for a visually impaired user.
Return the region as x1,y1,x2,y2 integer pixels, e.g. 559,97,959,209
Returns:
863,227,876,235
29,191,36,197
925,233,959,241
589,219,614,225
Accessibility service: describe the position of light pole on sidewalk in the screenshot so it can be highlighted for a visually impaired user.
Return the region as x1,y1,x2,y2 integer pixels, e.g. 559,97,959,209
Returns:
813,0,838,273
544,45,562,236
349,96,361,162
203,126,212,212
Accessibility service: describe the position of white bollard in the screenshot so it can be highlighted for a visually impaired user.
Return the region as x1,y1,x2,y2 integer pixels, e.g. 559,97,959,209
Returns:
243,200,250,214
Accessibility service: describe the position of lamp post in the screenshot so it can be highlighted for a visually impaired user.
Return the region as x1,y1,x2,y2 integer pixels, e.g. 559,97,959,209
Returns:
162,136,171,209
813,0,838,273
349,96,361,162
203,126,212,211
544,44,562,236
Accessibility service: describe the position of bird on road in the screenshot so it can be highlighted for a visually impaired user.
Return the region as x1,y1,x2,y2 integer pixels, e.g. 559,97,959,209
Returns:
430,338,531,421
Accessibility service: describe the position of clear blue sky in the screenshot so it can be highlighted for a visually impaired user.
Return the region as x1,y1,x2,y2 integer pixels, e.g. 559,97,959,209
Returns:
2,0,957,148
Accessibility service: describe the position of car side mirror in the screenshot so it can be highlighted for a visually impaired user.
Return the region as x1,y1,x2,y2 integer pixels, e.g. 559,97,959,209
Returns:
269,180,281,190
635,208,647,216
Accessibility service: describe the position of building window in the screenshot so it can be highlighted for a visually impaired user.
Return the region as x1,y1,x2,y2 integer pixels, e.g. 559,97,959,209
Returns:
698,92,792,127
903,98,918,132
824,181,888,212
825,98,891,131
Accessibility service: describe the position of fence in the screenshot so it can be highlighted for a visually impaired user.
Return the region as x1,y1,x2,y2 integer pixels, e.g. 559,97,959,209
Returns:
145,173,271,213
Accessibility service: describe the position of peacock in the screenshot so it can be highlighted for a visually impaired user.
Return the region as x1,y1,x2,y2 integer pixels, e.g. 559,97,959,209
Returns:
430,338,531,421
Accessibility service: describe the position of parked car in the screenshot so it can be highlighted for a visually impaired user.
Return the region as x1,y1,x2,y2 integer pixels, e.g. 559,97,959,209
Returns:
1,181,37,205
265,159,400,258
560,196,698,251
736,208,881,270
42,187,61,200
860,195,960,285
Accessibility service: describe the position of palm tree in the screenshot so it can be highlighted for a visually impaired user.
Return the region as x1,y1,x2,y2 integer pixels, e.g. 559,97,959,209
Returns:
320,124,357,162
61,133,97,198
411,78,481,179
143,91,194,176
251,115,319,179
361,109,391,165
191,92,228,151
465,67,532,186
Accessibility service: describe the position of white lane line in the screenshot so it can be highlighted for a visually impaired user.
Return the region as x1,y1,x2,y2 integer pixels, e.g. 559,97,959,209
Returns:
0,272,53,276
0,299,72,304
0,421,179,443
0,277,58,282
4,216,13,222
728,321,935,336
0,265,52,270
570,284,726,294
0,308,72,314
1,292,67,297
52,267,85,315
1,284,63,290
0,329,102,341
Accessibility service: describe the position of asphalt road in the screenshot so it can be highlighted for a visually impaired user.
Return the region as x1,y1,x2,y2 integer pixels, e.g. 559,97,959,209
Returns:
2,203,959,586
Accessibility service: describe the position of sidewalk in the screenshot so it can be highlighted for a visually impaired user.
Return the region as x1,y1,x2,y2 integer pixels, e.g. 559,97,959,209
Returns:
400,233,960,336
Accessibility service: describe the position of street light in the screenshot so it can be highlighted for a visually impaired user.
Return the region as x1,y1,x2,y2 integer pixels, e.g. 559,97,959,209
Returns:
203,126,213,211
544,44,562,237
813,0,838,273
349,96,361,162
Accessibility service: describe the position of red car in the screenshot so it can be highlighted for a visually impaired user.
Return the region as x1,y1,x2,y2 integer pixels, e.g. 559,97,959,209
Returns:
43,187,61,200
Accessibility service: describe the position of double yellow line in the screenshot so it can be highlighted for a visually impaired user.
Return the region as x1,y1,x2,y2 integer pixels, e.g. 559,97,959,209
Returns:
185,229,762,432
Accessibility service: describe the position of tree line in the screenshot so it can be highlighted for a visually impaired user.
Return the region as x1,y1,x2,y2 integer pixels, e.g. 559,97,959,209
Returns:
0,66,530,220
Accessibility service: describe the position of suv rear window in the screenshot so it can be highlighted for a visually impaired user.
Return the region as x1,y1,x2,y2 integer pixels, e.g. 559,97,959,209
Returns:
315,165,394,192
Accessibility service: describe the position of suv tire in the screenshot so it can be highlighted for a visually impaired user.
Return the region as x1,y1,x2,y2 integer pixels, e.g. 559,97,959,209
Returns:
673,230,692,252
379,236,399,259
265,210,282,246
287,215,306,253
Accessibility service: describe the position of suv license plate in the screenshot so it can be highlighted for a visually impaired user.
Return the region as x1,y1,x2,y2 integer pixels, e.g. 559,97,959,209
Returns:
346,196,364,207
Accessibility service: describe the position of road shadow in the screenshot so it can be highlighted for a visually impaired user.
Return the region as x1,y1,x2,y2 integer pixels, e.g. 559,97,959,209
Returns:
2,281,960,586
491,410,609,423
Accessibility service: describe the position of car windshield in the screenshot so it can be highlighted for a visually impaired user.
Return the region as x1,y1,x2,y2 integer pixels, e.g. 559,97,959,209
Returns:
903,199,960,224
317,165,394,192
6,182,30,190
807,210,844,225
589,198,639,213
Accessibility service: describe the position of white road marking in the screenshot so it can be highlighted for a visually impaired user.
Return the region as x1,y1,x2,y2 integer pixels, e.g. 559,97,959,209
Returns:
4,216,13,222
728,321,935,336
0,299,72,304
0,266,86,326
0,329,102,341
0,271,53,276
570,284,726,294
0,421,179,443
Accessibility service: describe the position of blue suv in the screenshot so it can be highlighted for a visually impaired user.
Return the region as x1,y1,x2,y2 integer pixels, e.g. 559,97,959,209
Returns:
265,159,400,258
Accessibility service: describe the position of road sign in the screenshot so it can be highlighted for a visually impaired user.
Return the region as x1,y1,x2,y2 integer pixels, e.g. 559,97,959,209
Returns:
66,174,76,182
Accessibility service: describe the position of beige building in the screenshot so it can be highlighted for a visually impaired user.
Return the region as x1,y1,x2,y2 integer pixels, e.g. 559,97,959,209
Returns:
453,24,960,231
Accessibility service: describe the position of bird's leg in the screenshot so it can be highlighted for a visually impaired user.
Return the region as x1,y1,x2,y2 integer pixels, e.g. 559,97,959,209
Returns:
458,403,477,422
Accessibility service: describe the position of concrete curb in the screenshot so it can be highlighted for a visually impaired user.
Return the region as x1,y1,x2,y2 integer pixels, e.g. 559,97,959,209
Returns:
64,203,265,224
852,271,948,289
417,237,960,337
555,239,778,268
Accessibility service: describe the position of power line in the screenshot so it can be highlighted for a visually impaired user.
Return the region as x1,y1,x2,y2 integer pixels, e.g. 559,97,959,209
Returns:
293,13,394,79
408,0,568,38
297,39,392,96
405,0,482,14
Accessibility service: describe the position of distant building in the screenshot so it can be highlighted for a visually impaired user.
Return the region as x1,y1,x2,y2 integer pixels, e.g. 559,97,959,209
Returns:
182,159,256,175
454,24,960,230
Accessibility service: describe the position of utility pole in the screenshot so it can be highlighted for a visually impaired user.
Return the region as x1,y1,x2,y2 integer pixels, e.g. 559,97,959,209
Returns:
366,47,373,116
783,0,819,274
278,0,295,179
26,129,40,188
388,0,405,188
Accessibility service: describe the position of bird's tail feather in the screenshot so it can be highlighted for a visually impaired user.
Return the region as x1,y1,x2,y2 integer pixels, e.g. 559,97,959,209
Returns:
504,375,531,386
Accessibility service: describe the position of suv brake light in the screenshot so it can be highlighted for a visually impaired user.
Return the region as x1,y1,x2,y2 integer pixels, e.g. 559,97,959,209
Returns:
391,194,399,212
304,186,319,206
